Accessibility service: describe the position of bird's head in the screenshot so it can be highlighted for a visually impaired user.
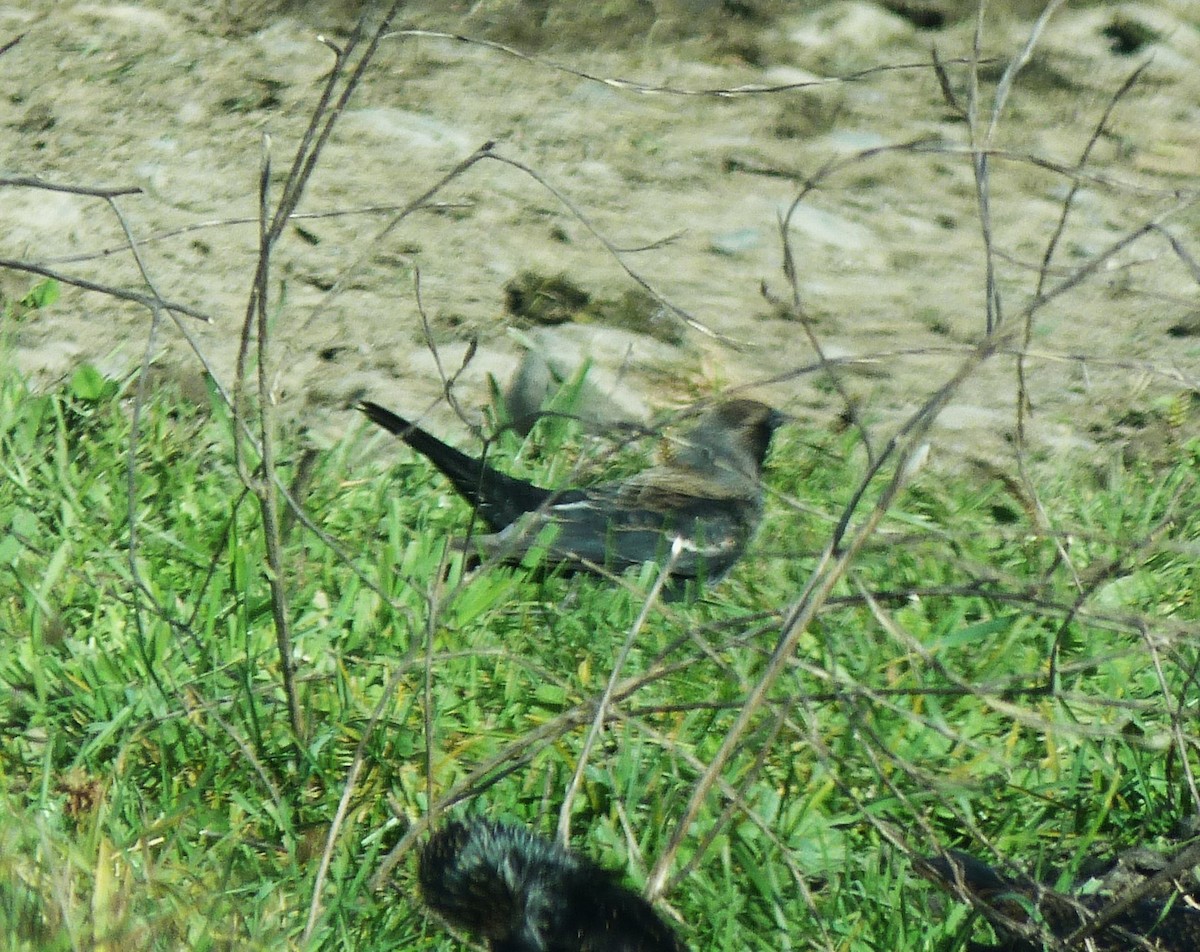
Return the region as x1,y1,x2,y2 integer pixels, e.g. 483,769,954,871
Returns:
667,399,786,483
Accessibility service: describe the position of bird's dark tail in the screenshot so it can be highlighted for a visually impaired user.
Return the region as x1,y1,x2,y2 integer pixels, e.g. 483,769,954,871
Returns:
359,401,554,531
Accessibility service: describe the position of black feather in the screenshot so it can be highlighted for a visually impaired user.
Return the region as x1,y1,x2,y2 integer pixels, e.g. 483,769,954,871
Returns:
419,820,689,952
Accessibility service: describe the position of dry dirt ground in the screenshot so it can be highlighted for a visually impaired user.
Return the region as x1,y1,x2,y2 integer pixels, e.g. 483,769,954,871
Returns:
1,1,1198,472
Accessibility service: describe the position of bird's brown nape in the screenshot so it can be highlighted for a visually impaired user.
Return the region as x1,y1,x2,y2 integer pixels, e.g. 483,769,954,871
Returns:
702,399,782,434
677,399,784,475
737,402,786,468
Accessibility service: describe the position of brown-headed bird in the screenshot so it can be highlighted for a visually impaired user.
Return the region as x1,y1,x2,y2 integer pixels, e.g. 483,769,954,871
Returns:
418,819,689,952
918,849,1200,952
358,399,783,593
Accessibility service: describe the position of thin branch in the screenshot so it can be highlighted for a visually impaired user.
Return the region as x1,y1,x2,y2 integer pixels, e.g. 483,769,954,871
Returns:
1012,57,1153,653
0,175,141,197
558,544,678,844
646,334,1007,898
0,32,23,57
389,29,996,98
234,0,407,750
984,0,1067,144
250,130,305,743
43,200,471,266
286,141,497,350
484,150,732,344
0,257,210,322
302,653,423,941
1153,223,1200,286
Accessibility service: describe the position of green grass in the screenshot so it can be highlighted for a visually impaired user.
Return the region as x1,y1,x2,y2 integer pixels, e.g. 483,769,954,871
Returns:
0,345,1198,951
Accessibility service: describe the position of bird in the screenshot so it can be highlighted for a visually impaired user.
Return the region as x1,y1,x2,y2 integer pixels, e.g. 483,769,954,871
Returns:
358,398,784,593
417,818,690,952
918,848,1200,951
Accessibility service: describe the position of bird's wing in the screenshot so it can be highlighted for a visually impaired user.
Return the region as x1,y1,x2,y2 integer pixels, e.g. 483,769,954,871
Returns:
617,466,760,503
542,480,751,580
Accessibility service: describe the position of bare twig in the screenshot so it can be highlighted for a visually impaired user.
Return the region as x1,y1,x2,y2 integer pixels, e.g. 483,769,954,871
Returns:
389,29,995,98
0,175,141,197
302,652,424,942
484,150,732,344
43,200,471,266
1011,57,1154,642
249,131,305,742
973,0,1065,334
0,256,210,322
773,134,945,466
1153,223,1200,286
230,1,406,749
646,334,1008,898
558,543,678,844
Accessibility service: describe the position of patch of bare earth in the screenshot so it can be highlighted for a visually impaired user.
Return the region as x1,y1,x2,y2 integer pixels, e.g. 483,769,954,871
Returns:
0,1,1197,469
